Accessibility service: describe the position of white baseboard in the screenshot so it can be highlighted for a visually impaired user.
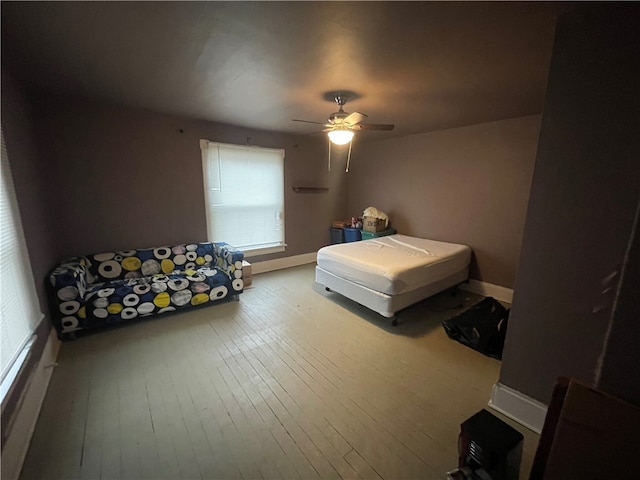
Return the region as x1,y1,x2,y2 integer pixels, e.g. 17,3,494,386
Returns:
252,252,316,275
1,328,61,480
488,382,548,434
459,279,514,304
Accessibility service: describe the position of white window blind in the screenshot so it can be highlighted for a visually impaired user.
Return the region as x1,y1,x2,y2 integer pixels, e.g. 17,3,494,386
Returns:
201,140,285,255
0,127,43,390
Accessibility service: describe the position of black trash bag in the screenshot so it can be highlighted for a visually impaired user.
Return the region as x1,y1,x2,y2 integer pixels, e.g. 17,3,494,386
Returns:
442,297,509,359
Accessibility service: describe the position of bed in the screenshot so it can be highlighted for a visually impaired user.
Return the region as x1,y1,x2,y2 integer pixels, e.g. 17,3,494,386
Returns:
315,234,471,325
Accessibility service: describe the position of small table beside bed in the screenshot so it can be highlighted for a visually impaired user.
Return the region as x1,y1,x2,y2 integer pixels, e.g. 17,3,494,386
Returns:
315,234,471,325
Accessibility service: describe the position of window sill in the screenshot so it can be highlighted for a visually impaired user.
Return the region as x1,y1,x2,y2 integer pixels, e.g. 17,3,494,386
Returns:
241,244,286,256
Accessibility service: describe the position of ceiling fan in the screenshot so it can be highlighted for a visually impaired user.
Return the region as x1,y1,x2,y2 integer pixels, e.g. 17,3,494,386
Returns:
292,93,394,172
293,93,394,145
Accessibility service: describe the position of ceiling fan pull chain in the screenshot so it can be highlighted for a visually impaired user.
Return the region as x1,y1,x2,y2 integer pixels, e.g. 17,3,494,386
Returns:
345,138,353,173
328,137,332,171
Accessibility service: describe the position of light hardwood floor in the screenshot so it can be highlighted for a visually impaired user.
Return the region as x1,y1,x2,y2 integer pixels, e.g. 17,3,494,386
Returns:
21,264,539,480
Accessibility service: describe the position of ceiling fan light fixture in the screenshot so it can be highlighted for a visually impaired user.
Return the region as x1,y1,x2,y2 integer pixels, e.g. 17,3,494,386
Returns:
327,128,354,145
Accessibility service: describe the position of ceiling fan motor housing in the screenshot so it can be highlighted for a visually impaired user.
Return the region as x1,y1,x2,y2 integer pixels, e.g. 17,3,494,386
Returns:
328,110,348,124
328,94,349,124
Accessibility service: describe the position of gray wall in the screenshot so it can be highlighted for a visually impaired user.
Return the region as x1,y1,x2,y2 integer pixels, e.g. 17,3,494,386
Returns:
347,115,541,288
498,5,640,405
1,73,57,314
30,93,348,263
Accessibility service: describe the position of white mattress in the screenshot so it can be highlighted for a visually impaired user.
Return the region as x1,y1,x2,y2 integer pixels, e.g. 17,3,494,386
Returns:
316,234,471,295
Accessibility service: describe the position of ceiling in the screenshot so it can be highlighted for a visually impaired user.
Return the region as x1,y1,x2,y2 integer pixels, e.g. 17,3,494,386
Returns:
1,1,562,141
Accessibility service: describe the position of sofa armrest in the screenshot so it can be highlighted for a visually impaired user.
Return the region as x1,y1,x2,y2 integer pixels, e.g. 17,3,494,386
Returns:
213,242,244,278
49,257,90,294
49,257,91,333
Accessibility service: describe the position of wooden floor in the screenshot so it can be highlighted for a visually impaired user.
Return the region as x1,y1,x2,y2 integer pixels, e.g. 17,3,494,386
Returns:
21,264,539,480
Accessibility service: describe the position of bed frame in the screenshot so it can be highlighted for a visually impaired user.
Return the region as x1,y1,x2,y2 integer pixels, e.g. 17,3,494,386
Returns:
316,265,469,326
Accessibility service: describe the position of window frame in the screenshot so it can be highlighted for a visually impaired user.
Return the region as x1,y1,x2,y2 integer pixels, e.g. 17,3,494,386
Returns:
0,127,44,401
200,140,286,256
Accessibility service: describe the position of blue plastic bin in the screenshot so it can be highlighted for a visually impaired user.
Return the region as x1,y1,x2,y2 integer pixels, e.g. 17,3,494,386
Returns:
330,227,344,244
343,227,362,242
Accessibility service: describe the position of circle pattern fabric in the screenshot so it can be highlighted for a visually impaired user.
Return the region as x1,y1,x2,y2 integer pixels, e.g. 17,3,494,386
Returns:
49,242,244,335
88,243,216,282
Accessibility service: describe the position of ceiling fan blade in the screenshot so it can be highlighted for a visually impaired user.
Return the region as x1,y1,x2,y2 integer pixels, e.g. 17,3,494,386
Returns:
343,111,367,126
304,128,334,137
292,119,326,125
352,123,395,131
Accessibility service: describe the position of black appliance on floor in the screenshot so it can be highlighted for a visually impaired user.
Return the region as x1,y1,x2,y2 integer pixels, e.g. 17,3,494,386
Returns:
447,409,523,480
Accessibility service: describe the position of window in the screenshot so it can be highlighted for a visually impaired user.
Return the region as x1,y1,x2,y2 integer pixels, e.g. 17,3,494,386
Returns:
200,140,285,256
0,127,43,400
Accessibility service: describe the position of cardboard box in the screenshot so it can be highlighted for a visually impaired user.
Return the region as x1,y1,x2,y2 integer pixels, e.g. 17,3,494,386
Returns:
363,216,387,232
242,260,252,288
531,377,640,479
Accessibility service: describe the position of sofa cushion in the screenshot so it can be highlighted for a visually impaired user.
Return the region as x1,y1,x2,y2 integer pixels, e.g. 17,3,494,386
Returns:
87,242,215,283
83,266,238,324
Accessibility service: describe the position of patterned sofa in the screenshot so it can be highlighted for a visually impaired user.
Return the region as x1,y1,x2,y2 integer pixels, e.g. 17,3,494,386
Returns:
49,242,244,340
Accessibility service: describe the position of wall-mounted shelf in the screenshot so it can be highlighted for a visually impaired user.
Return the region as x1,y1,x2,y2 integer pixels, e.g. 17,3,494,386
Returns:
292,186,329,193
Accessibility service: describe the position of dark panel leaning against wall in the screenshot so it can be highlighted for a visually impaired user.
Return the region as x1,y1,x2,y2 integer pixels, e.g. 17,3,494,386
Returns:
30,93,344,263
597,206,640,406
498,4,640,405
347,115,540,289
0,73,59,450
